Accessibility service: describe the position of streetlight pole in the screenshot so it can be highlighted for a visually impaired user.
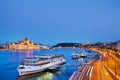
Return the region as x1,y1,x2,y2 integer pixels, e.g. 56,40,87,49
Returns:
114,50,117,77
115,55,116,76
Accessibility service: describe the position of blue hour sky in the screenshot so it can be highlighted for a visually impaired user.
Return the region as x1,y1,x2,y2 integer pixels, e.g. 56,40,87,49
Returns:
0,0,120,45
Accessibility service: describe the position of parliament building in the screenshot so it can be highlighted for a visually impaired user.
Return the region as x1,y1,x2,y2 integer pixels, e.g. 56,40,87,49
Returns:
9,38,40,50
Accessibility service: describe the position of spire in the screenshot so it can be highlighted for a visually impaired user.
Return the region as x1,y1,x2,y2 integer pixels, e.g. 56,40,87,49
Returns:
24,37,28,41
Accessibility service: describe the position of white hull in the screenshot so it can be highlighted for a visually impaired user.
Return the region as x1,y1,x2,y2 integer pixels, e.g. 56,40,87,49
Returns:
18,59,66,76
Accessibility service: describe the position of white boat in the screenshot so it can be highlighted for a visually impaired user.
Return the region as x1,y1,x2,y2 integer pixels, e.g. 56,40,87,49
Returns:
72,52,87,59
18,54,66,76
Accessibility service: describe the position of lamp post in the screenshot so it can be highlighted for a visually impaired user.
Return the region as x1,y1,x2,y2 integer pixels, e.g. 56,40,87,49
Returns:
115,55,116,77
114,50,118,77
107,52,109,68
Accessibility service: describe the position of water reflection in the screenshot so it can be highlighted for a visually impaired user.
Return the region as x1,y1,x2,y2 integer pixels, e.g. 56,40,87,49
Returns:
10,50,33,53
19,71,56,80
9,50,35,65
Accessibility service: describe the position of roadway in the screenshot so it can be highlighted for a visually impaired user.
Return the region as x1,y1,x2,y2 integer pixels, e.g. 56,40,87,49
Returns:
78,59,115,80
90,60,114,80
91,48,120,80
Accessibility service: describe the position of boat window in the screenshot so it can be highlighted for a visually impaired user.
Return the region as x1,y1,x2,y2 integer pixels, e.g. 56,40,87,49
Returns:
19,67,25,69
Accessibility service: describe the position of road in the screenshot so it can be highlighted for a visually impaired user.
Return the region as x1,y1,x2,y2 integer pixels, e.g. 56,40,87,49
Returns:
91,60,114,80
103,52,120,80
92,48,120,79
78,59,115,80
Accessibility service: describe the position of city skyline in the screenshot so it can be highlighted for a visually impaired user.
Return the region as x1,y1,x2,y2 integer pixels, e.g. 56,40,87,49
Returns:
0,0,120,45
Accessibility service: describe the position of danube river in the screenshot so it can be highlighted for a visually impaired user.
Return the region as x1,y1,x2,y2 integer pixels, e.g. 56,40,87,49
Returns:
0,48,97,80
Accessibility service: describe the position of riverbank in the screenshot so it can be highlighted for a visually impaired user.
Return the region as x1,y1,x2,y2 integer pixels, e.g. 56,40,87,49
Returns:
0,49,41,51
0,49,9,50
69,53,101,80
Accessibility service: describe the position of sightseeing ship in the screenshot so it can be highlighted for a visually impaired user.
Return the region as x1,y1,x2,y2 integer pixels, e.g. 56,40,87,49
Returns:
18,54,66,76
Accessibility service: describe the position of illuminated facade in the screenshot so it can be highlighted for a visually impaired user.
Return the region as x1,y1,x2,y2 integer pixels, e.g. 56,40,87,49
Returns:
117,41,120,50
9,38,40,50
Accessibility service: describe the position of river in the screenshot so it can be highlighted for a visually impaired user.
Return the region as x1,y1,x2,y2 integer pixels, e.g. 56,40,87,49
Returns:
0,48,96,80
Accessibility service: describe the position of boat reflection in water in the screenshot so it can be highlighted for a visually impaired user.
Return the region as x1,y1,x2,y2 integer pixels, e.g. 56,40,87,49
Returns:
19,71,55,80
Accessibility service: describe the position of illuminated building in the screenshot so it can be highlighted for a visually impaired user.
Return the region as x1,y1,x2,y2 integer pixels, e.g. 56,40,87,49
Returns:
9,37,40,50
117,41,120,50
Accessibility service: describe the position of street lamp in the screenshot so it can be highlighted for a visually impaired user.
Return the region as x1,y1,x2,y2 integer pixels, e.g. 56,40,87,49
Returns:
115,55,116,76
114,50,118,77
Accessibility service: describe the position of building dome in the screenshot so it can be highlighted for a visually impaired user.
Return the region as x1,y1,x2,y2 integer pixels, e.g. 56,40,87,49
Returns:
24,37,29,41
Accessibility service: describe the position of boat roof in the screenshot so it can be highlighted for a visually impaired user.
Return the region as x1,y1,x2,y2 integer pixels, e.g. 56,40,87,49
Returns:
72,53,81,55
36,54,64,58
72,53,87,55
25,58,39,61
51,54,64,58
24,54,64,61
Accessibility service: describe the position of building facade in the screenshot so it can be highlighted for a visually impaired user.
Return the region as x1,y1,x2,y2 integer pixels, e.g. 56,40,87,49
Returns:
9,38,40,50
117,41,120,50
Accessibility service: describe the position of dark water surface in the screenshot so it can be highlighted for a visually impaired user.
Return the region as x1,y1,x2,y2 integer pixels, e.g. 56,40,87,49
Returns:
0,48,96,80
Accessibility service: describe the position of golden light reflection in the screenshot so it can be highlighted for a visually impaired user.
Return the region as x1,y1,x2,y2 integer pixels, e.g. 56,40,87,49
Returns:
37,72,53,80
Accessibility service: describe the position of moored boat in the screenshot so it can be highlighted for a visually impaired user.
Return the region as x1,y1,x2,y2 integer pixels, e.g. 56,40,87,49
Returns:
18,54,66,76
72,52,87,59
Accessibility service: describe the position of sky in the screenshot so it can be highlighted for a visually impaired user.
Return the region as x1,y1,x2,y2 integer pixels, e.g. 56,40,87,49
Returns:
0,0,120,45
